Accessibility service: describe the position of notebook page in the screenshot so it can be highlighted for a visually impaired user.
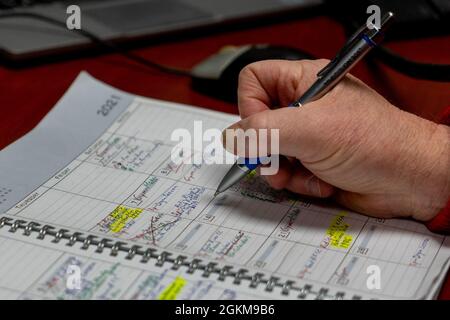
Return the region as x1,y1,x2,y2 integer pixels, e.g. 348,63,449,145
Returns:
1,72,449,300
0,215,276,300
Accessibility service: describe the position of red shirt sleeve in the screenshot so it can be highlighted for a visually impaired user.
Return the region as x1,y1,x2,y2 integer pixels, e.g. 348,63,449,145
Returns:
425,106,450,235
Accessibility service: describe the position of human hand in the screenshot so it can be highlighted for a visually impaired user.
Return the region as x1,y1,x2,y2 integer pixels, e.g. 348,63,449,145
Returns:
222,59,450,221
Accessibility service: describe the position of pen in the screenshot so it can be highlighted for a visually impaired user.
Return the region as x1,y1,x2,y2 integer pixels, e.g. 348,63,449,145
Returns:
214,12,395,197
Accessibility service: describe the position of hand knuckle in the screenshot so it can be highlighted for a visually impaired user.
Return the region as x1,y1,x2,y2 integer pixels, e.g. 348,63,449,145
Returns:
239,62,260,81
248,113,268,130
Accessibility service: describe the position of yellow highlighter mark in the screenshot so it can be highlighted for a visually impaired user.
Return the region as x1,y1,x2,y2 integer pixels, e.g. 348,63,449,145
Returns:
245,169,257,180
158,277,187,300
109,205,143,233
326,212,353,249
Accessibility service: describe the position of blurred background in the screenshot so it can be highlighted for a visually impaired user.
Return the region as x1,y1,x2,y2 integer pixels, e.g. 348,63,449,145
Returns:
0,0,449,149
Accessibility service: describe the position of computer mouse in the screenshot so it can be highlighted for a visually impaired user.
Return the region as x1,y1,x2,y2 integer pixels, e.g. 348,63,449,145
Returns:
191,44,313,103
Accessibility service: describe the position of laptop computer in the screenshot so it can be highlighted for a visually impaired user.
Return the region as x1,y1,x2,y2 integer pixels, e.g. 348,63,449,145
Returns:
0,0,323,62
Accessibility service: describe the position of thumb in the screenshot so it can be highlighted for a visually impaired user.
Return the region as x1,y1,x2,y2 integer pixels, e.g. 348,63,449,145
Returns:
222,106,319,159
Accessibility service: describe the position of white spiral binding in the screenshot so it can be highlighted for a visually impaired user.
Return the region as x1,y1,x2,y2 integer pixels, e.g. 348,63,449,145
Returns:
0,216,359,300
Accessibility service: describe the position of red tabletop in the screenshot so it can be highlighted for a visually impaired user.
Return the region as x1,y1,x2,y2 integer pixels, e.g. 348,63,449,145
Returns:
1,15,449,299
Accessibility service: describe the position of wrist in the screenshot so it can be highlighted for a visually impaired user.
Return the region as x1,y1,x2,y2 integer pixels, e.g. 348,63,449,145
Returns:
408,121,450,221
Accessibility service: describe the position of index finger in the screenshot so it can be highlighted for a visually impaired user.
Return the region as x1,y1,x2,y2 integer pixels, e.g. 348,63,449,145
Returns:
237,59,327,119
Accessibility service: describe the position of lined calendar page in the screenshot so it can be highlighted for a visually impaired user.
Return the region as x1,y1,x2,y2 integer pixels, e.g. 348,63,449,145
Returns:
0,218,276,300
1,72,449,300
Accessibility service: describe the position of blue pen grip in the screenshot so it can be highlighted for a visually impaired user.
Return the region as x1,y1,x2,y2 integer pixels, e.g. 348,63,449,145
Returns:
243,157,261,170
241,156,274,170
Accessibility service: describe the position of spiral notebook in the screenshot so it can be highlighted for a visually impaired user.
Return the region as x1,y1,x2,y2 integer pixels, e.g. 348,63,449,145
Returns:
0,72,449,300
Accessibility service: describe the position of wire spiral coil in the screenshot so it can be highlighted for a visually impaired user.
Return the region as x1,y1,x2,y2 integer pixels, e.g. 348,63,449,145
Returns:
0,216,359,300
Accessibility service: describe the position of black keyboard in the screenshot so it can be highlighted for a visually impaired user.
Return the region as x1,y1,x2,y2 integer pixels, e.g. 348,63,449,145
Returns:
325,0,450,39
0,0,55,9
0,0,108,9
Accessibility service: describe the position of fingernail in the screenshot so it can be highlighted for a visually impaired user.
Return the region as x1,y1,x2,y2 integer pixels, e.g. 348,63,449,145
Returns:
305,175,322,196
221,129,227,147
222,121,244,153
226,120,243,131
222,122,238,145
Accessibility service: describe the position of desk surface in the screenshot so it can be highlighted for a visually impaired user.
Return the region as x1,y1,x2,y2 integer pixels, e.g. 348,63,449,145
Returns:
1,15,449,299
